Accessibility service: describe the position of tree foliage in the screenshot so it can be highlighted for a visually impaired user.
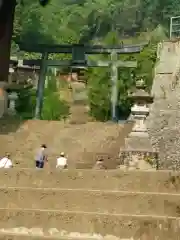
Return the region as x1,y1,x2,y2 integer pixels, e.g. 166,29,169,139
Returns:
87,41,157,121
16,75,70,120
12,0,176,120
14,0,178,44
16,86,36,119
42,74,70,120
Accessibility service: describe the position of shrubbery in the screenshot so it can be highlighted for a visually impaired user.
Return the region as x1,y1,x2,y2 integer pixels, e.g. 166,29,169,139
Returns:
16,75,70,120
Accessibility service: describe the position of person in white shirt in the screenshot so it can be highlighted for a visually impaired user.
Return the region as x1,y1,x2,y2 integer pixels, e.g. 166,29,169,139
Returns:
56,152,67,169
0,153,13,168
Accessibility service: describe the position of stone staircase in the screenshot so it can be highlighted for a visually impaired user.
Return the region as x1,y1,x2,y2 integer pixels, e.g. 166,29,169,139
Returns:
68,81,89,124
0,119,132,168
58,79,90,124
0,169,180,239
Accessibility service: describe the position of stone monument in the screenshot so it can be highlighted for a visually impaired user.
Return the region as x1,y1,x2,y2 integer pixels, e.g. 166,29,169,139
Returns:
119,79,159,170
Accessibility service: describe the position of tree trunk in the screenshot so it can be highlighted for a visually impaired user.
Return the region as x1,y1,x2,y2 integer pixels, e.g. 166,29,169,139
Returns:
0,0,16,117
0,0,16,82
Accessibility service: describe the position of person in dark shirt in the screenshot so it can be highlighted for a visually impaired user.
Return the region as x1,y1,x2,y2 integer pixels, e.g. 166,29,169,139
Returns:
35,144,47,169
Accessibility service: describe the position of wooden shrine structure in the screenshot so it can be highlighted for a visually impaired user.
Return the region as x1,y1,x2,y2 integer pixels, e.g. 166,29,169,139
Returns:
18,43,147,120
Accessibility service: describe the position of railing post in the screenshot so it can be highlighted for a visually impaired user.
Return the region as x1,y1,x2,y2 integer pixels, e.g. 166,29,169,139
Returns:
110,51,118,122
170,17,173,40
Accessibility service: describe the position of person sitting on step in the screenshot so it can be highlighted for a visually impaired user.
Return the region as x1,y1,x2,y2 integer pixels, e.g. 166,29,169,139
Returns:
0,153,13,168
56,152,68,169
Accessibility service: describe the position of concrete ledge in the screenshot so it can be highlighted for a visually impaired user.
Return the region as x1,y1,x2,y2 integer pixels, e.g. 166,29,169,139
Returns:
0,209,179,238
0,169,179,192
1,188,180,216
0,232,98,240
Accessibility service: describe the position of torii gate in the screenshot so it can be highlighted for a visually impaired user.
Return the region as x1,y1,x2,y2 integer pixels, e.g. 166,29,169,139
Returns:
19,43,146,121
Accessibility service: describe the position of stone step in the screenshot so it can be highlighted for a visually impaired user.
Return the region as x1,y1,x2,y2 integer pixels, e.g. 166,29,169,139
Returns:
0,232,104,240
0,209,178,239
1,187,180,216
0,169,180,193
0,120,126,168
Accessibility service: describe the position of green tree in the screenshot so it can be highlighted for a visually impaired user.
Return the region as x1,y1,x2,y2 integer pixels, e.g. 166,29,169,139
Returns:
14,0,179,45
42,75,70,120
87,67,111,121
42,92,70,120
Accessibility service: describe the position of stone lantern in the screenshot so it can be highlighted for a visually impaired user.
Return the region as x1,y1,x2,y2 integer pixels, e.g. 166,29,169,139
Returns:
130,79,153,134
8,91,18,115
119,79,159,170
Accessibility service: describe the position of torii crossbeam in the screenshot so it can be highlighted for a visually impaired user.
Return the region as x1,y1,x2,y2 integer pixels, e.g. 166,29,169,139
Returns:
19,43,147,121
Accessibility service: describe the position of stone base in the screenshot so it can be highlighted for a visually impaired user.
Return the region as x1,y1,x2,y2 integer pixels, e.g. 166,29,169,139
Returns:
119,149,158,170
129,130,149,137
7,108,16,116
119,159,154,171
125,135,154,152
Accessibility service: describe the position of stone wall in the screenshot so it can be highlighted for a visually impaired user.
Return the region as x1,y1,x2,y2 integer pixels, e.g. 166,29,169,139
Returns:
147,41,180,169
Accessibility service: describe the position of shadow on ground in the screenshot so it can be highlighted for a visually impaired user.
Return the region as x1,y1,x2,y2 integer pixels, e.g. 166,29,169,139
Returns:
0,115,25,134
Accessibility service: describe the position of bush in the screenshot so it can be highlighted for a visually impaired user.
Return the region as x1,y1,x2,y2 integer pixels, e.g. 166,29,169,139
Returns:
42,92,70,120
16,74,70,120
87,67,111,121
16,86,36,119
42,74,70,120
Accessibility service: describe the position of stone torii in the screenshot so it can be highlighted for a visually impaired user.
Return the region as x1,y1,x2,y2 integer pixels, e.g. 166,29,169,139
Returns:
19,43,146,120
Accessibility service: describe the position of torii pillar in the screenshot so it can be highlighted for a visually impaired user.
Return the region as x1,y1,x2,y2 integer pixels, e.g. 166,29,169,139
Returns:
0,0,16,117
